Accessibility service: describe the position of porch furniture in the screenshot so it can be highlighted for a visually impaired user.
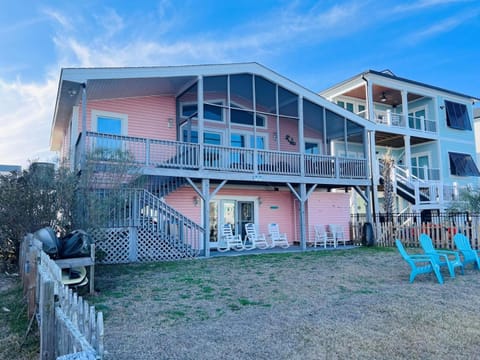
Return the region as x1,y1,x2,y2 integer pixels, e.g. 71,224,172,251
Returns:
313,225,336,248
268,223,290,248
328,224,347,246
419,233,464,278
453,233,480,270
244,223,269,250
395,239,443,284
217,224,245,252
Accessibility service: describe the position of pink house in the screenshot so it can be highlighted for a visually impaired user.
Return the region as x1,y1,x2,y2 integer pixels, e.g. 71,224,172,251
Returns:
50,63,373,263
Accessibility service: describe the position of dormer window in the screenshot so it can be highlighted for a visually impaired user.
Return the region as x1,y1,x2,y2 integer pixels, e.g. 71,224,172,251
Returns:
445,100,471,130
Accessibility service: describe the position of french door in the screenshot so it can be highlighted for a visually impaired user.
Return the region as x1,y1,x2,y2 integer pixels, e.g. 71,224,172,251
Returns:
209,198,256,245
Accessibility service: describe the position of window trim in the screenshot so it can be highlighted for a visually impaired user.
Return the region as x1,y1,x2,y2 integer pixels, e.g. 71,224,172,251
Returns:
91,110,128,135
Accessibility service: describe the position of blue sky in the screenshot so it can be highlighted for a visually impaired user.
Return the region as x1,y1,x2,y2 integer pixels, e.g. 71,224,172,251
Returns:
1,0,479,167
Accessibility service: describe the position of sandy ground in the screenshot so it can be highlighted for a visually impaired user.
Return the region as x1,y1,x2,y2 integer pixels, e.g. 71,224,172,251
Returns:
87,247,480,360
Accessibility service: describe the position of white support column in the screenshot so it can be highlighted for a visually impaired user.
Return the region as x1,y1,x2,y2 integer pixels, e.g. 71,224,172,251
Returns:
366,80,374,122
401,90,408,127
404,135,411,178
202,179,210,257
298,96,305,176
81,83,87,169
197,76,204,169
369,130,380,217
299,183,307,251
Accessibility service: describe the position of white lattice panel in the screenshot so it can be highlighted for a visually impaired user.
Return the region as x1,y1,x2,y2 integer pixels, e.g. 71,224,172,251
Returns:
93,228,130,264
137,228,194,261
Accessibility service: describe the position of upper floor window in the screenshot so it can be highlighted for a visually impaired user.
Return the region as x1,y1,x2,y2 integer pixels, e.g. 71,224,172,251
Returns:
91,110,128,156
449,152,480,177
445,100,471,130
181,102,224,122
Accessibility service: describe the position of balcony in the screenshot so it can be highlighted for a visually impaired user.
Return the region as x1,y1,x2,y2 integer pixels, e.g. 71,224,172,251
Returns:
75,132,369,183
374,110,437,134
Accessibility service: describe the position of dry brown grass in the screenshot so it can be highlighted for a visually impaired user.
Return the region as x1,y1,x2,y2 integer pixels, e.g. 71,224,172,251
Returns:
88,247,480,360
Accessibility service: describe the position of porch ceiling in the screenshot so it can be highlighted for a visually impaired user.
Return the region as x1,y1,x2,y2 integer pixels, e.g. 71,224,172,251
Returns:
375,131,434,148
344,85,424,106
86,76,196,100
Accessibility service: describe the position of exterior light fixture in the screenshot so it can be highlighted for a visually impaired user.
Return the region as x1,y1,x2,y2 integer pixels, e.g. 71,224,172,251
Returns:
285,134,296,146
193,196,199,206
67,88,78,97
381,92,387,102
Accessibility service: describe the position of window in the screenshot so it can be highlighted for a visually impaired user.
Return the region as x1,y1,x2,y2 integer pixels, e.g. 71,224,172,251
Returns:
230,108,265,127
182,130,222,145
92,110,127,156
181,102,223,122
449,152,480,177
445,100,471,130
305,141,320,154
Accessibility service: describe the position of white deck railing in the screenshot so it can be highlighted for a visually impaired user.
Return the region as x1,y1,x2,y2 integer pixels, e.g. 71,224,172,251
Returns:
77,132,368,180
374,111,437,134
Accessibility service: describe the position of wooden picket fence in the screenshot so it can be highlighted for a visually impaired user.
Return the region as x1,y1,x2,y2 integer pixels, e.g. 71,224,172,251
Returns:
350,220,480,250
19,234,104,360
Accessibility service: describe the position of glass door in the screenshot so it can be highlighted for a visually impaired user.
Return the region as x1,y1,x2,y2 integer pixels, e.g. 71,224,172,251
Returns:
237,201,254,242
411,155,429,180
209,199,256,245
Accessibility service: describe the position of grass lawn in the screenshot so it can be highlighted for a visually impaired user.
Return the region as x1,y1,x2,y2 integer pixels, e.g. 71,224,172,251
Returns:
85,247,480,360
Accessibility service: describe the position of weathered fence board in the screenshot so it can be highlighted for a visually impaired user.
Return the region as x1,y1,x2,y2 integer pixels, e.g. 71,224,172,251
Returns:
18,235,104,360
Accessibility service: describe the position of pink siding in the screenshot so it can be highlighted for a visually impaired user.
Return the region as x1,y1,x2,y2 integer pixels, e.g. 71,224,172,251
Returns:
306,192,351,242
165,186,350,244
78,95,177,141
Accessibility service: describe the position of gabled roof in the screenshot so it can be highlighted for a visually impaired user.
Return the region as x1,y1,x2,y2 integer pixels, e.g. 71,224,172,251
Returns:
322,69,480,102
51,62,374,150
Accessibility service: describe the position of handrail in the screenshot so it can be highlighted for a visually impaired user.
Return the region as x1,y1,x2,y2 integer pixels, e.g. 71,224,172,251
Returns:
79,132,368,181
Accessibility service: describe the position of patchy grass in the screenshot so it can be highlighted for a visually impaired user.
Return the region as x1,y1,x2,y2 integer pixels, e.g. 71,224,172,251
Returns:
87,247,480,359
0,274,39,360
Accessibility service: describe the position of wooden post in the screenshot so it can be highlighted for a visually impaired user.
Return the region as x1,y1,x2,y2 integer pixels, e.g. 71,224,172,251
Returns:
40,278,55,360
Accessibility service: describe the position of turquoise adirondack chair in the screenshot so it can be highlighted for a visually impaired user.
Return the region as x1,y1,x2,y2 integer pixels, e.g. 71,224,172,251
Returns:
395,239,444,284
419,233,464,278
453,233,480,270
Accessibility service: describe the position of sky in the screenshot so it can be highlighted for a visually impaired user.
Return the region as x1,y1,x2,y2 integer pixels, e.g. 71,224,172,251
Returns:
1,0,479,168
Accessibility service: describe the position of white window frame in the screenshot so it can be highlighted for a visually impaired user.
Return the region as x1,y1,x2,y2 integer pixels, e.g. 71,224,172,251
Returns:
91,109,128,135
304,138,322,155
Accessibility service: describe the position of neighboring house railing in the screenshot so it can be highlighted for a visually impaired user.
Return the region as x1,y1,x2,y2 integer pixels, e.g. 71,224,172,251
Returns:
75,132,368,180
374,111,437,134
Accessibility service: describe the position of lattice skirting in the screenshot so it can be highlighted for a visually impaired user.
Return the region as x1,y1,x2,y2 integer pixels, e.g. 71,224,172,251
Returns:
92,227,200,264
92,228,130,264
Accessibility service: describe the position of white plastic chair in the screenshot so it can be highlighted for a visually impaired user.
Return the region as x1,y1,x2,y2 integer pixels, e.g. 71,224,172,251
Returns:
268,223,289,248
329,224,346,246
244,223,269,250
314,224,336,248
217,223,245,252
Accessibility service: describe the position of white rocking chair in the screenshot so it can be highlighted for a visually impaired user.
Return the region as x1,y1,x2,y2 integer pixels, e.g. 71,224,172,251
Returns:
244,223,269,250
268,223,289,248
217,223,245,252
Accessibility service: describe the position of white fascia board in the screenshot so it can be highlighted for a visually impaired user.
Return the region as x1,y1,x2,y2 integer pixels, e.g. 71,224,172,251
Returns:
320,77,365,100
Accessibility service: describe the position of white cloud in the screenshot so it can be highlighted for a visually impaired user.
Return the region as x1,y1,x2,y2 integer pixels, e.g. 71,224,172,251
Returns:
402,7,480,44
0,75,58,168
392,0,474,13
